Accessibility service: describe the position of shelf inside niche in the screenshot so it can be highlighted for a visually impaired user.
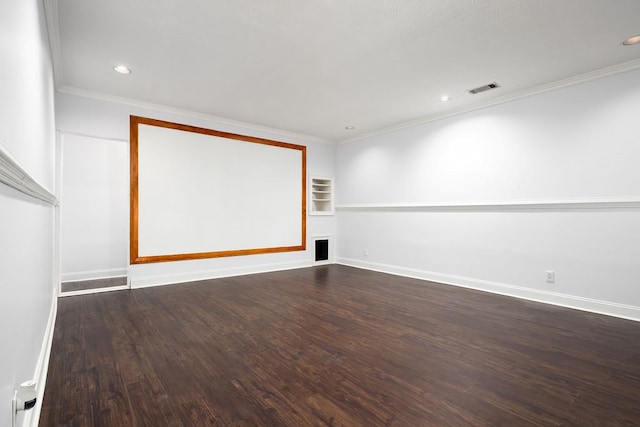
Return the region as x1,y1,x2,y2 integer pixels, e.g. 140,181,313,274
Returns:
309,176,334,215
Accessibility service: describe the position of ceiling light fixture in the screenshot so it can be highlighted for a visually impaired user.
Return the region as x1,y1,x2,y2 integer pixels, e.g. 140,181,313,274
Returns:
345,125,355,130
623,34,640,45
439,95,451,102
113,65,131,74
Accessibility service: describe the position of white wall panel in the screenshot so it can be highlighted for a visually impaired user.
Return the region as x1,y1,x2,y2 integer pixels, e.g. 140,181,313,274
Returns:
0,0,56,426
55,93,336,287
336,69,640,320
338,70,640,204
136,123,302,257
60,133,128,280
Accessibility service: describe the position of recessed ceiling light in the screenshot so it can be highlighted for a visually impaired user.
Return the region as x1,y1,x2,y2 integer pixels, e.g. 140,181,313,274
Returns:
439,95,451,102
113,65,131,74
345,125,355,130
623,34,640,45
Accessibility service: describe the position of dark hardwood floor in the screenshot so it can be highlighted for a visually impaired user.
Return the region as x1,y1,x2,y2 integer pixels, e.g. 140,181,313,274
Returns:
41,265,640,426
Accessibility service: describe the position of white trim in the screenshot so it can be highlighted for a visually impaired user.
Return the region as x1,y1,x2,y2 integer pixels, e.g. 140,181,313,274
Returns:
0,141,58,205
130,260,311,289
338,58,640,145
42,0,640,149
43,0,63,88
61,268,128,283
57,130,128,143
55,86,333,146
23,286,58,427
59,285,129,298
336,257,640,322
54,131,63,296
336,197,640,212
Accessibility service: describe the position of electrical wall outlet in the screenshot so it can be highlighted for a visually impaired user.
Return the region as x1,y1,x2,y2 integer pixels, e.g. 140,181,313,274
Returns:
546,271,555,283
363,249,368,257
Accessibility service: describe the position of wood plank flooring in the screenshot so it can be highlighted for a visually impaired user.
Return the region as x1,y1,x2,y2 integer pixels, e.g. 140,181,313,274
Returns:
40,265,640,426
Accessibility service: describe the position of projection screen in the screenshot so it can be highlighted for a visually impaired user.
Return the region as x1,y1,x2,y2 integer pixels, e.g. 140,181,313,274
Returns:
130,116,306,264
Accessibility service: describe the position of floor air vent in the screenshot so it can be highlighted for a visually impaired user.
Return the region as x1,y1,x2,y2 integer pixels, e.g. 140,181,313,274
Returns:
469,82,500,94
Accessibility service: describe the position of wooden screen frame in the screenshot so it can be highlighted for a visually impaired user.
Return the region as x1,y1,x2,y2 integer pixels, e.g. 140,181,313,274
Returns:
130,115,306,264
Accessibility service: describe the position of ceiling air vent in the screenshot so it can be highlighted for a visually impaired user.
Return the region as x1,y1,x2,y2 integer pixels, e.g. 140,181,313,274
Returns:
468,82,499,95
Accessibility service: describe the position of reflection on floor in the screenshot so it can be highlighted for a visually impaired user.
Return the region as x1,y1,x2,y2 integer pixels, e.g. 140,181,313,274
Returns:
43,265,640,426
61,276,127,293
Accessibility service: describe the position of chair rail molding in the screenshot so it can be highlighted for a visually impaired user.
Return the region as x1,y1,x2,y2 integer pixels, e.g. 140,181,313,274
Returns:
336,197,640,212
0,140,57,205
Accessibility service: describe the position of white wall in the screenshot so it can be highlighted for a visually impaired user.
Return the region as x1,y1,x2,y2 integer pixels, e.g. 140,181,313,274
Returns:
336,69,640,321
0,0,56,426
60,133,128,281
55,92,336,287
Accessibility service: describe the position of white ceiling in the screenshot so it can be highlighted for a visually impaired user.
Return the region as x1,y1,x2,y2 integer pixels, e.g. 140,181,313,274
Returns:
47,0,640,143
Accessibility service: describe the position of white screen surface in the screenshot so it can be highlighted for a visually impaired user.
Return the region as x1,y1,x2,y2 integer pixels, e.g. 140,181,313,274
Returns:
132,118,305,262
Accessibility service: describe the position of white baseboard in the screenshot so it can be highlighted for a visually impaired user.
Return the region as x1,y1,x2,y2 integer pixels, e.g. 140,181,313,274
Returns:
61,268,127,282
336,257,640,322
59,285,130,298
131,260,313,289
23,286,58,427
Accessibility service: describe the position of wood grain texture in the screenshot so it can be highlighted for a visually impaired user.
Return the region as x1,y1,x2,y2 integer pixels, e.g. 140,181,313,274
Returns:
129,116,139,265
41,265,640,426
132,244,307,264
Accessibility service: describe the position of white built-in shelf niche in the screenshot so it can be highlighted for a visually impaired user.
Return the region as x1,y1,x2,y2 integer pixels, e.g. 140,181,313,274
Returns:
309,176,334,215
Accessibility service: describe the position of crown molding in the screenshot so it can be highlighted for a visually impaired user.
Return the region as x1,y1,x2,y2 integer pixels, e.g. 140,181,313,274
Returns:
57,130,128,143
338,58,640,145
56,86,335,146
43,0,63,88
44,0,640,148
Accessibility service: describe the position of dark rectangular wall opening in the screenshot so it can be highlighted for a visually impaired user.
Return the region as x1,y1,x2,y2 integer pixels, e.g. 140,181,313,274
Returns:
315,239,329,262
